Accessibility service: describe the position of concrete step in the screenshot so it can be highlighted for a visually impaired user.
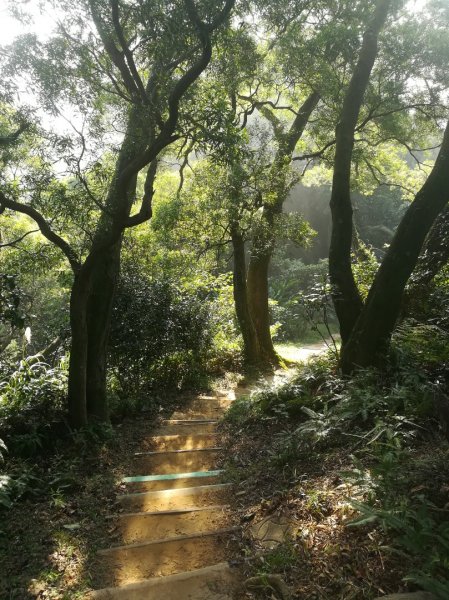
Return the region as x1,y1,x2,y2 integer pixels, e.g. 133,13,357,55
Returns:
171,409,223,420
133,448,220,475
111,505,232,544
96,529,238,587
156,422,218,436
170,397,230,420
149,433,219,452
89,562,239,599
117,483,232,512
187,396,231,410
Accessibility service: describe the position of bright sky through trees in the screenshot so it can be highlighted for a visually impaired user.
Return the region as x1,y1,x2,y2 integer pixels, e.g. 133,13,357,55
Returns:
0,0,429,45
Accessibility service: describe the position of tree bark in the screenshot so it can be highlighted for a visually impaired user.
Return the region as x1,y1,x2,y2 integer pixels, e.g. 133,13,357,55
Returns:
246,91,320,365
246,212,279,365
412,203,449,287
329,0,391,345
341,119,449,372
86,242,122,421
403,204,449,318
231,225,262,366
67,271,90,428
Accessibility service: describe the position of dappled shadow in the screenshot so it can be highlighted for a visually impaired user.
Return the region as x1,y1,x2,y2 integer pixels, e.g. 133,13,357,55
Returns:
0,389,230,598
0,380,250,598
0,438,118,599
116,506,231,545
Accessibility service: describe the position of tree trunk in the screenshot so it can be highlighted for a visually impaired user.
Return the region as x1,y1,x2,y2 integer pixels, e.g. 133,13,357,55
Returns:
231,226,262,366
86,242,122,421
246,212,279,366
341,119,449,372
329,0,391,345
1,1,235,430
67,271,90,428
66,110,145,427
412,203,449,287
403,204,449,318
246,91,320,365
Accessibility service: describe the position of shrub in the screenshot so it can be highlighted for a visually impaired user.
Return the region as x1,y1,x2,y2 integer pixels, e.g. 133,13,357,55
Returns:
0,358,68,456
224,353,339,426
269,258,335,342
392,321,449,371
109,272,236,409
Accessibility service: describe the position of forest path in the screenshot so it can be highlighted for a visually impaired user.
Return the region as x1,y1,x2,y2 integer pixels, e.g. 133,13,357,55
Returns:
89,394,240,599
89,343,326,600
275,341,331,364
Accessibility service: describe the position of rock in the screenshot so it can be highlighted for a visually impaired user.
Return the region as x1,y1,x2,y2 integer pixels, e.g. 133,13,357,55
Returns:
245,574,292,599
249,514,292,548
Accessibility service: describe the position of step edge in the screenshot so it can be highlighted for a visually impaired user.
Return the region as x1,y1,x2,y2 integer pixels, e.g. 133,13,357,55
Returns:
134,447,222,456
97,525,239,554
122,470,223,484
88,561,235,598
151,432,218,439
162,419,219,424
111,504,230,518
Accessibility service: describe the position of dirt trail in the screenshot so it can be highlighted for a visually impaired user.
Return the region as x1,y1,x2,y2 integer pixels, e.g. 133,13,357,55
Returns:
89,343,326,599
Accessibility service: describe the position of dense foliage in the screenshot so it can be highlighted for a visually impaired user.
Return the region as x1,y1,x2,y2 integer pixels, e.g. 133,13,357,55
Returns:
109,270,240,406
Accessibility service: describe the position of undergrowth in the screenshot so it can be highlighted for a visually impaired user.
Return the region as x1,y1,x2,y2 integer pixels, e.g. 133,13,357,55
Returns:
224,322,449,598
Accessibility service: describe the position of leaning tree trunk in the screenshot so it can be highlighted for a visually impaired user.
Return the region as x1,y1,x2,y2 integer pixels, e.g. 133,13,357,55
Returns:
329,0,391,345
246,91,320,366
403,204,449,318
341,119,449,373
231,226,263,366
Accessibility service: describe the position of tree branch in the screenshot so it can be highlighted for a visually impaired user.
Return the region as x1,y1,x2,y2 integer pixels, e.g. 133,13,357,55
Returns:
120,0,235,180
126,159,158,227
0,192,81,272
177,140,194,195
258,104,285,140
89,0,142,102
0,228,39,248
363,157,417,196
293,138,337,161
110,0,148,103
